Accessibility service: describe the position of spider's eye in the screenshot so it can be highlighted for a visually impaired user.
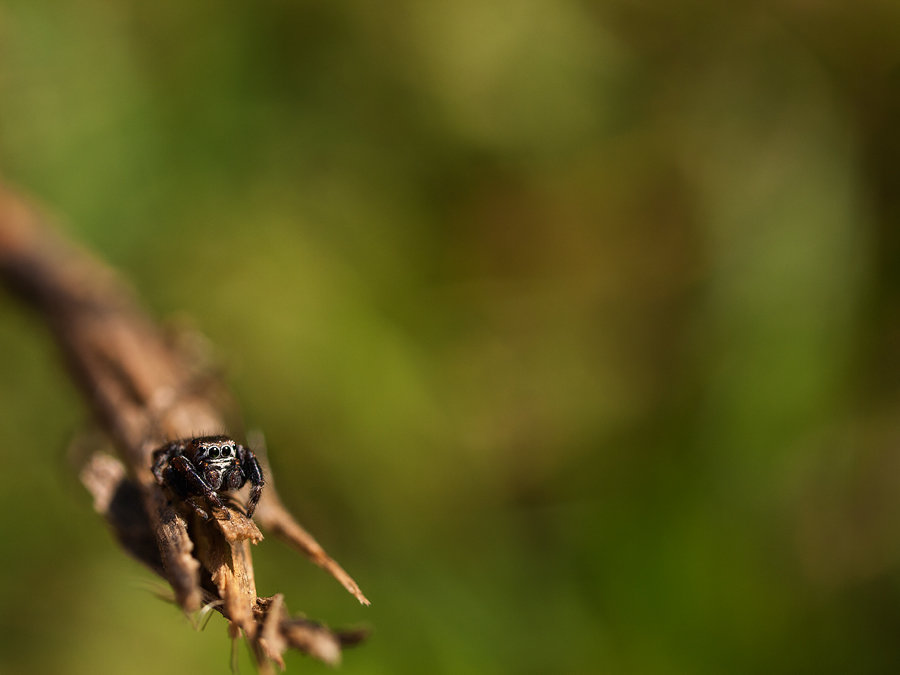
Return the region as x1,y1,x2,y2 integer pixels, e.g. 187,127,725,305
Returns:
222,445,233,457
209,447,220,458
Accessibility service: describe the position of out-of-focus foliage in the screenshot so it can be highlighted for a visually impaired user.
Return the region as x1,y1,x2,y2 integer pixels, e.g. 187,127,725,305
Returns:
2,1,900,673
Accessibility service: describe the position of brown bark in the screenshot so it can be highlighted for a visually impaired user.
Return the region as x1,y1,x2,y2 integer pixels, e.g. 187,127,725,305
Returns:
0,184,369,668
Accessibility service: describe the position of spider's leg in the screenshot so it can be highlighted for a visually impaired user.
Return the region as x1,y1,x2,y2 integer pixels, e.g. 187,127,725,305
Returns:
151,440,184,484
167,455,232,520
238,445,265,518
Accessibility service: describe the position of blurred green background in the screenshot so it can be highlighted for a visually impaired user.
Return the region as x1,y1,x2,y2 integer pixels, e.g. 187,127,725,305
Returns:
2,1,900,673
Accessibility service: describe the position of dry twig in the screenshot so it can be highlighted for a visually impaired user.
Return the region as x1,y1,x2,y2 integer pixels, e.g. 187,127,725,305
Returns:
0,184,369,668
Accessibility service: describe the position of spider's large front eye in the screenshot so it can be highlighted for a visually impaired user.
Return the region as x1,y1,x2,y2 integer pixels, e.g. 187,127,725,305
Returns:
209,447,220,458
222,445,233,457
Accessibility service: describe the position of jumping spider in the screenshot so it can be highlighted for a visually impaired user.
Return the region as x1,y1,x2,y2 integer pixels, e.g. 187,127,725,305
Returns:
152,435,265,520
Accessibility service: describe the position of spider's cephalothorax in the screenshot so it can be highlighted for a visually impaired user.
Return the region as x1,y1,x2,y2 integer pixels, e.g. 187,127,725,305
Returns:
152,435,265,520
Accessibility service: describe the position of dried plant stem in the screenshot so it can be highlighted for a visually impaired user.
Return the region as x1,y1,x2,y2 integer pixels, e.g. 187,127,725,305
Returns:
0,184,368,667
